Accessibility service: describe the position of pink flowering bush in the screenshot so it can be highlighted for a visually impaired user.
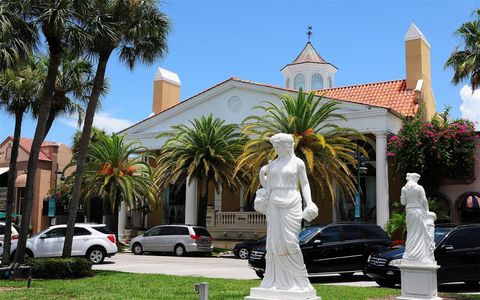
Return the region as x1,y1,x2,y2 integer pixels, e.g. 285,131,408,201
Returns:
387,112,476,193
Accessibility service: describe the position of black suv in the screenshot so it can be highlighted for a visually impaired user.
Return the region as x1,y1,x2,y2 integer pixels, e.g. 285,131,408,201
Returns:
364,224,480,288
248,223,391,278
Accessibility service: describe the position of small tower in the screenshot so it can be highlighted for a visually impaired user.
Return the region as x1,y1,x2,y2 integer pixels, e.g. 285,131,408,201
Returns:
281,27,337,91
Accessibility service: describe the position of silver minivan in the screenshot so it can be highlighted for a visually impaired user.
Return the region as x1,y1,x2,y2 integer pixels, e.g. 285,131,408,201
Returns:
129,225,213,256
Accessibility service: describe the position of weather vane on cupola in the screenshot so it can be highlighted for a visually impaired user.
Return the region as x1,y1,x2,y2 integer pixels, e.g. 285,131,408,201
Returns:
307,26,313,42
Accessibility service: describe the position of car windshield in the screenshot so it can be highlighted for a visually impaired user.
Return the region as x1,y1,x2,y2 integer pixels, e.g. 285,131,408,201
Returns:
299,226,321,243
435,227,454,245
193,227,211,237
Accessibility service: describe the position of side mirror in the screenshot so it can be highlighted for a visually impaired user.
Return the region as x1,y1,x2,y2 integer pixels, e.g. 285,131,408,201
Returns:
313,239,322,245
39,234,48,239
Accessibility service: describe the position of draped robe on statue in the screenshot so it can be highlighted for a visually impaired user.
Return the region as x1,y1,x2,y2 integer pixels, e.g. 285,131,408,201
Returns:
257,158,314,291
401,179,435,263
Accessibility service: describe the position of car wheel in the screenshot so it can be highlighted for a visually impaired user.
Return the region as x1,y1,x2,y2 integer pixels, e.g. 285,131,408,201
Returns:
174,244,186,256
132,243,143,255
87,247,106,264
238,247,249,259
10,250,33,262
255,271,264,279
375,279,396,288
339,272,355,278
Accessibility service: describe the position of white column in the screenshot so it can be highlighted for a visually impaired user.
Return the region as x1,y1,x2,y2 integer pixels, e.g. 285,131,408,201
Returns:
118,200,127,241
214,186,222,212
375,131,390,229
239,188,245,212
185,176,198,225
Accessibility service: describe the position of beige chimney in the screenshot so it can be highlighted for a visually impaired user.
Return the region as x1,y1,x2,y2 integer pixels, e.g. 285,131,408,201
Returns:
405,23,436,119
152,67,180,114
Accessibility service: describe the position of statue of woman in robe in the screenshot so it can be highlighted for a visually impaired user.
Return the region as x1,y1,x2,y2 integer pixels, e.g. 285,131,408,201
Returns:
401,173,436,263
253,133,318,291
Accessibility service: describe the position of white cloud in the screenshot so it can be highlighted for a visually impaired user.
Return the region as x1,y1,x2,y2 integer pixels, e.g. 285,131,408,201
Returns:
459,85,480,129
61,111,134,134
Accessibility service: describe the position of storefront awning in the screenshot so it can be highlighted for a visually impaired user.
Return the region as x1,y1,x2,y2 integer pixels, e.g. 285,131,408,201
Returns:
0,167,9,176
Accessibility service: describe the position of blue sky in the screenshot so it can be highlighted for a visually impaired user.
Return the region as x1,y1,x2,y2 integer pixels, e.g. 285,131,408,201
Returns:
2,0,480,146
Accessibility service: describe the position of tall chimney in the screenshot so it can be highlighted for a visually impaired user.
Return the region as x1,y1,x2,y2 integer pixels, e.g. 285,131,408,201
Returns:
405,23,436,119
152,67,180,114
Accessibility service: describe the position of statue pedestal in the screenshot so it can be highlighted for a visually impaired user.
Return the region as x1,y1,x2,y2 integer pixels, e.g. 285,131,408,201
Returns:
244,287,321,300
397,261,441,300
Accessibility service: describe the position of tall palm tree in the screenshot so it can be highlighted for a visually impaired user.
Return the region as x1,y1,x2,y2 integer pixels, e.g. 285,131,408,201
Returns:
4,0,93,264
445,9,480,91
0,58,42,264
63,0,170,256
38,54,96,139
72,134,157,224
237,90,361,209
155,115,247,227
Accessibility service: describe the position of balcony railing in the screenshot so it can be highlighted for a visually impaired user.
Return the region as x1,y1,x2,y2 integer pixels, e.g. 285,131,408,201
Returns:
206,210,267,240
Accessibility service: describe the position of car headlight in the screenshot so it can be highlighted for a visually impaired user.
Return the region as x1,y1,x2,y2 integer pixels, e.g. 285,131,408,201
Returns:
388,259,401,266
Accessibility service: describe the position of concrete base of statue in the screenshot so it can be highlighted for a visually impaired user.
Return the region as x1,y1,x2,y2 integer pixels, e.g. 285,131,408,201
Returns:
244,287,321,300
397,260,441,300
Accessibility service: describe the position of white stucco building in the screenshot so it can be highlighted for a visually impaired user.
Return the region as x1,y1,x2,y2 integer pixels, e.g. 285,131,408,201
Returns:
118,23,435,240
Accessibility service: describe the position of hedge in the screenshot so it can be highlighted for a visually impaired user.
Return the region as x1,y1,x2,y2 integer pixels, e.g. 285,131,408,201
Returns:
26,257,94,279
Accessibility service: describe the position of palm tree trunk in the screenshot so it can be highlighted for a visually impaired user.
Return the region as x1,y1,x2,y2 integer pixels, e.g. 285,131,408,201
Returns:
15,48,62,264
63,53,110,257
42,109,57,140
2,111,23,265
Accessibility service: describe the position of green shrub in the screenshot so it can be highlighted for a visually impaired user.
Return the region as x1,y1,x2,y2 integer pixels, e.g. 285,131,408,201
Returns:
26,257,93,279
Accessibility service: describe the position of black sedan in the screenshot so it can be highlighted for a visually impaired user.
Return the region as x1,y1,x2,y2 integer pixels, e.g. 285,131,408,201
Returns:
233,236,266,259
364,224,480,288
249,223,391,278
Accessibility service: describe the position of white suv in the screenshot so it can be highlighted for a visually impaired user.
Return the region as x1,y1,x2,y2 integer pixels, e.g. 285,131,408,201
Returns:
8,223,118,264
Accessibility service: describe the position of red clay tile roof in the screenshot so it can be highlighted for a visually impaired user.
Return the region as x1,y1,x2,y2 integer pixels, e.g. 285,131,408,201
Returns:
319,79,418,116
8,136,58,161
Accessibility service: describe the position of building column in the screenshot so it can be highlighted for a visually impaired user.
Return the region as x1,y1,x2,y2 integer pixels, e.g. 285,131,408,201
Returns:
375,131,389,229
214,186,222,212
118,200,127,241
185,176,198,225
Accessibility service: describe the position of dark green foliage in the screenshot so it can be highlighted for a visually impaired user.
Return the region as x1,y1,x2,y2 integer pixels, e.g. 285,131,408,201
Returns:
26,257,93,279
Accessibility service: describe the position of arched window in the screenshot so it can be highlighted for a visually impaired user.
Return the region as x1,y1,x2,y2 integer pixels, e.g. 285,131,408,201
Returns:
294,74,305,90
311,73,323,90
327,77,333,88
286,78,290,89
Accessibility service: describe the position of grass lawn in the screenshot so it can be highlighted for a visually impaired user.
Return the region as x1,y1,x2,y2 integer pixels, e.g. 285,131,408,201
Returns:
0,271,477,300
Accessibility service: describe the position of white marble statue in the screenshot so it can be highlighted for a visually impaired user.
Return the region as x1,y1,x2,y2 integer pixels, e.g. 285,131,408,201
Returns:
400,173,436,263
254,133,318,291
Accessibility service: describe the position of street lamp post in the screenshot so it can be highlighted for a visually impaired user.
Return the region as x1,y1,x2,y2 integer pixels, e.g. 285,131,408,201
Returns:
354,143,368,222
50,165,65,225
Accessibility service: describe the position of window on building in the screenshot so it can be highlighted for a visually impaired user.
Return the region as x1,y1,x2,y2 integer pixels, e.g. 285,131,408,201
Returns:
311,73,323,90
328,77,333,88
286,78,290,88
294,74,305,90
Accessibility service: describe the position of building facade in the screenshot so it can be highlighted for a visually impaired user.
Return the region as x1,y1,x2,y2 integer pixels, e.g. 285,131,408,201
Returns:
0,137,72,233
119,23,437,240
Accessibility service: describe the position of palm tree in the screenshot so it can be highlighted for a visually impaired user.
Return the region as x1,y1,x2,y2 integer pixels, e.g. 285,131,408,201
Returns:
0,2,37,70
74,134,157,226
63,0,170,256
155,115,247,227
0,58,42,264
39,54,96,138
445,9,480,91
237,89,361,210
4,0,93,264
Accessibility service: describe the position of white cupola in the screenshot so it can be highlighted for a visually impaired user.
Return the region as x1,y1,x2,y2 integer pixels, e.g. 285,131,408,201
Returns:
281,41,337,91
